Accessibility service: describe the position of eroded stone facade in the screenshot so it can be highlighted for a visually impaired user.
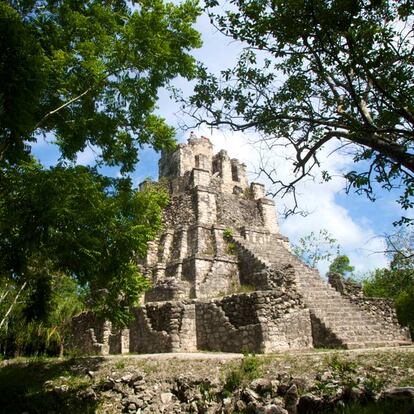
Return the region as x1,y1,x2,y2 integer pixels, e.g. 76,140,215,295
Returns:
71,136,411,354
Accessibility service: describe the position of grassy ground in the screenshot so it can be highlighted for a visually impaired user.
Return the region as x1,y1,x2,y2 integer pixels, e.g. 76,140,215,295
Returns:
0,356,102,413
0,347,413,414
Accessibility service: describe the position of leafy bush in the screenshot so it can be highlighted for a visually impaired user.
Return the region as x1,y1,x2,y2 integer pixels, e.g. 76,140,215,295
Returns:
223,353,261,396
223,228,234,240
363,267,414,338
329,355,357,376
363,374,386,398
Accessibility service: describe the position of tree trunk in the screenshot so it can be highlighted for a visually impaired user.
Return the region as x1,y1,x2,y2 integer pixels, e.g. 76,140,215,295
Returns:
0,285,10,304
59,342,64,358
0,281,27,331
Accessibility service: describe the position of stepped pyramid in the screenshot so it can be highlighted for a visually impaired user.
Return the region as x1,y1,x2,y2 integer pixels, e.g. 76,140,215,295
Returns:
71,135,411,355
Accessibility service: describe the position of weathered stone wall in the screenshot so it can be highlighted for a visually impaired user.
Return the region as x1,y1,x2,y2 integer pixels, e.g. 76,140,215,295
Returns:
145,279,190,303
195,299,264,353
258,198,279,234
349,297,402,330
129,302,197,353
163,192,195,228
158,148,181,178
109,328,130,355
233,231,294,290
145,136,281,303
69,313,126,355
69,136,411,356
168,172,192,195
195,187,217,225
216,193,264,229
264,307,313,351
196,258,240,299
146,221,254,301
159,137,251,198
70,291,312,356
129,307,172,353
212,149,249,194
256,291,313,351
159,136,214,180
230,158,248,189
196,291,312,353
310,313,344,349
328,273,364,297
187,225,215,256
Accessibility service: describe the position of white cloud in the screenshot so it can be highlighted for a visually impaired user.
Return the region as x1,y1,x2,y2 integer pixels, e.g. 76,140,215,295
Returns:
194,125,389,275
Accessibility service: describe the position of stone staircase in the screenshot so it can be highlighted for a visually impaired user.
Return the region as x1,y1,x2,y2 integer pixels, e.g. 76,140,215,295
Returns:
231,234,411,349
231,235,294,290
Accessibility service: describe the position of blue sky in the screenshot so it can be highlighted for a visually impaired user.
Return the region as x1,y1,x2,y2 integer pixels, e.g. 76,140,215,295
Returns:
31,9,410,277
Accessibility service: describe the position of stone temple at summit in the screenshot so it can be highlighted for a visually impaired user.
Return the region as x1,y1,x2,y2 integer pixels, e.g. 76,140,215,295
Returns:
71,135,411,354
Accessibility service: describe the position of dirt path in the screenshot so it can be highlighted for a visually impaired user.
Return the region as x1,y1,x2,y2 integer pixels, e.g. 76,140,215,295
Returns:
101,344,414,361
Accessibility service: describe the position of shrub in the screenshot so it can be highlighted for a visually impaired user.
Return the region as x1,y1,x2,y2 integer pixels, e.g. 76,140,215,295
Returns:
222,353,261,396
223,228,234,240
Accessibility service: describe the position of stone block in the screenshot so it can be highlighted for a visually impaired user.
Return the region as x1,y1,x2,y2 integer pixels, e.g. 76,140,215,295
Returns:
251,182,265,199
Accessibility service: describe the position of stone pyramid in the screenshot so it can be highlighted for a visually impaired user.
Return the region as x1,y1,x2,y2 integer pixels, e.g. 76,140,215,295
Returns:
71,135,411,355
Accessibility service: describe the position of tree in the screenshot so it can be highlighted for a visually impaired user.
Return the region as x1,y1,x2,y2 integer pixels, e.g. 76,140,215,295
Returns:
0,0,201,337
363,258,414,337
293,229,339,268
328,255,354,277
189,0,414,222
0,272,85,357
0,161,169,327
363,230,414,336
1,0,201,169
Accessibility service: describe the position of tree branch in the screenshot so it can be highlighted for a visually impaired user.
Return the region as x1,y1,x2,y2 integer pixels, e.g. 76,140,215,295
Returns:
31,87,94,134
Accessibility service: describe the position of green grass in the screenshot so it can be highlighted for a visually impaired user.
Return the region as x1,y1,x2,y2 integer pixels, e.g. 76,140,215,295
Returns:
237,284,256,294
399,375,414,387
114,360,125,369
225,241,237,255
0,357,102,414
222,353,262,396
1,349,413,414
327,354,358,375
326,400,414,414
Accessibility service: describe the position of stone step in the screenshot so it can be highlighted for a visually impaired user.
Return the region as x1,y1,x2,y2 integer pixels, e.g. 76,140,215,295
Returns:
300,292,341,299
327,326,383,336
317,312,365,320
343,342,368,349
303,301,348,309
322,323,390,338
318,313,380,323
234,236,410,349
343,340,402,349
325,329,384,341
305,296,356,304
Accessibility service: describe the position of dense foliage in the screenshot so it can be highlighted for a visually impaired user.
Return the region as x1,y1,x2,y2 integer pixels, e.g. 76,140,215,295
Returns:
0,0,201,354
0,274,84,356
0,162,170,354
189,0,414,221
0,161,169,323
1,0,201,169
328,255,355,277
363,231,414,336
